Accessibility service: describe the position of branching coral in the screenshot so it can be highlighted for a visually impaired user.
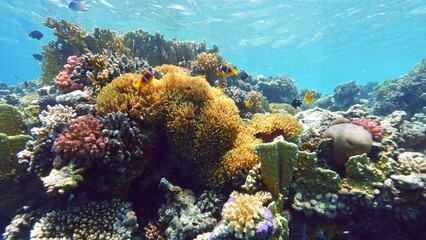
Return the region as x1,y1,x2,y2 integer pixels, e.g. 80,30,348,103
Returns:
31,104,76,138
252,113,304,142
54,55,85,93
54,114,105,165
396,152,426,175
352,118,382,141
30,199,137,239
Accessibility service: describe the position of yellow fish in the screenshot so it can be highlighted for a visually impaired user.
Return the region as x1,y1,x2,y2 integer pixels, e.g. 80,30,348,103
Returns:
304,90,315,103
216,83,226,90
245,99,251,108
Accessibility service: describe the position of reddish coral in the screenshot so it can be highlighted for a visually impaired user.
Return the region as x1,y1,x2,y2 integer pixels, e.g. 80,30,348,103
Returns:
352,118,382,141
54,55,84,92
54,114,105,162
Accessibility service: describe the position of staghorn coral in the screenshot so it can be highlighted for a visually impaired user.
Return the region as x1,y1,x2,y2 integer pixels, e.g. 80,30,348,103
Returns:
54,114,105,165
252,113,304,142
31,104,77,138
29,199,137,239
352,118,383,141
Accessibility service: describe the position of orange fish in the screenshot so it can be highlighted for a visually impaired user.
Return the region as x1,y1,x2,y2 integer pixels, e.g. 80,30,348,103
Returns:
216,65,239,77
216,83,226,90
133,69,154,90
304,90,315,103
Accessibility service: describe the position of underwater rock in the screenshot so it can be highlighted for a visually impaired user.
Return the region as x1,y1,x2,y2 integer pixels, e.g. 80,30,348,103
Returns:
322,123,373,166
55,90,89,105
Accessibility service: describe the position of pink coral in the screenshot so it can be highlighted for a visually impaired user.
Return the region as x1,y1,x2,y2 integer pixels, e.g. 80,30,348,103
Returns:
352,118,382,141
54,55,84,92
54,114,105,162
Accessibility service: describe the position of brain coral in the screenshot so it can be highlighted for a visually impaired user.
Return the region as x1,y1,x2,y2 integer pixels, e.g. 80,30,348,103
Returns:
322,123,373,166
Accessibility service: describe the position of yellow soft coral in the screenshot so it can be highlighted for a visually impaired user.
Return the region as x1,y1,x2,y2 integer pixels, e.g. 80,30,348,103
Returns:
252,113,304,141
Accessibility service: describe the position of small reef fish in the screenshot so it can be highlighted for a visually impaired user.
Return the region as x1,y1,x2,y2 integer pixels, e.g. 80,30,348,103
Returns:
216,65,239,77
245,99,251,108
133,69,154,90
304,90,315,103
216,83,226,90
32,54,42,61
69,0,89,12
291,99,302,109
28,30,43,40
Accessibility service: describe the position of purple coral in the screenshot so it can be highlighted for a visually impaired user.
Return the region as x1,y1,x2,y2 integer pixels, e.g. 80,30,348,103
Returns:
256,208,275,240
352,118,383,141
54,114,105,162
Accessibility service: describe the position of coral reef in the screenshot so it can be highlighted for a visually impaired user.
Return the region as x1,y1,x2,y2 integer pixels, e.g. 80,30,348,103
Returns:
255,75,298,103
371,58,426,117
54,55,85,93
191,52,224,84
158,178,217,239
332,80,361,110
31,104,76,138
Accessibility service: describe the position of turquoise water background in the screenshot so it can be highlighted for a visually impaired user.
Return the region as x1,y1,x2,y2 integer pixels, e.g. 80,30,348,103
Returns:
1,0,425,93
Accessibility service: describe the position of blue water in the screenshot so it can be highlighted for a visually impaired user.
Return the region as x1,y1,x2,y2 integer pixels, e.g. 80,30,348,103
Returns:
1,0,426,93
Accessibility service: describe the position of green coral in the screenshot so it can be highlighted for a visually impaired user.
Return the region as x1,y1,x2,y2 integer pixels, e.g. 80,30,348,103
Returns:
293,151,341,196
254,136,298,209
0,104,24,135
0,133,33,180
340,154,397,193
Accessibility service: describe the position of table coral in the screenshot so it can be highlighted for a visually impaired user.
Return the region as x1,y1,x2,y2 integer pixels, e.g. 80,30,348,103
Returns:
54,114,105,164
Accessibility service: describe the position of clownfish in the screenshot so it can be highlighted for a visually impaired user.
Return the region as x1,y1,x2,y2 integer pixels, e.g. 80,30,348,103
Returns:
133,69,154,90
304,90,315,103
216,83,226,90
216,65,239,77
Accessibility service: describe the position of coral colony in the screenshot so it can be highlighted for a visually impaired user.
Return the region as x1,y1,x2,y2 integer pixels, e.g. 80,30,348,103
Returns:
0,17,425,240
